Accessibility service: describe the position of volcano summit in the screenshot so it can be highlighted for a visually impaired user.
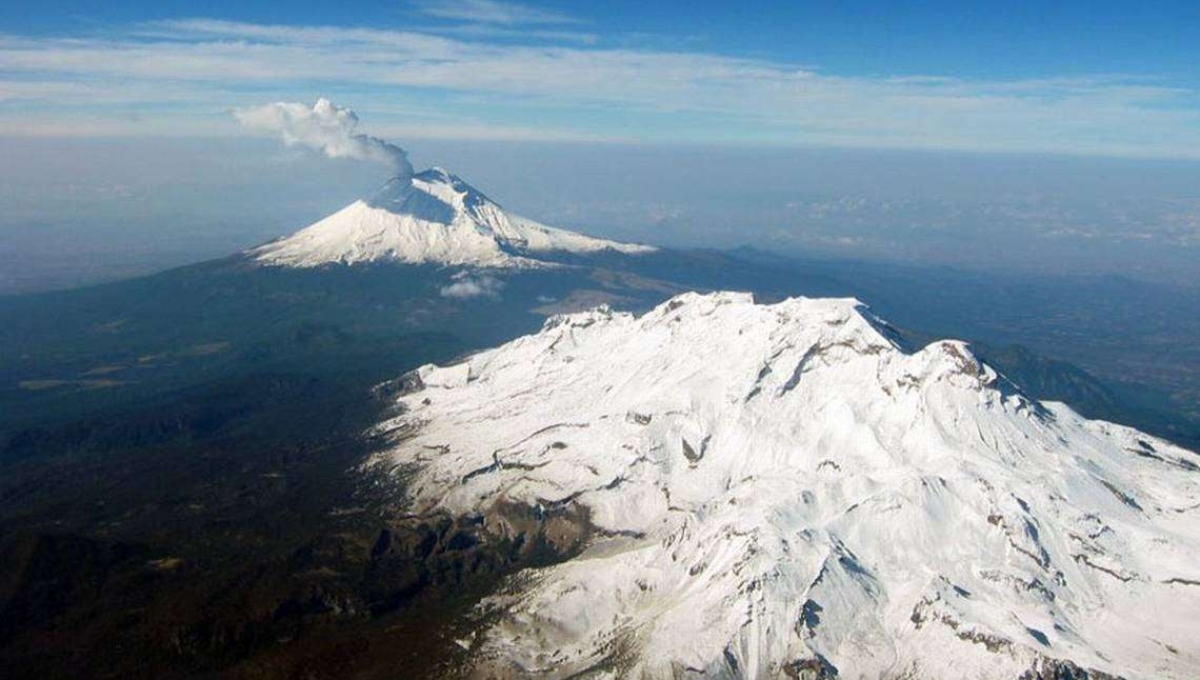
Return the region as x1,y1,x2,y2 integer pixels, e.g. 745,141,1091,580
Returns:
251,168,656,269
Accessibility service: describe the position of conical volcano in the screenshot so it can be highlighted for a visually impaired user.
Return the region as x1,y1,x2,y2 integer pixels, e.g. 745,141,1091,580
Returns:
251,168,655,269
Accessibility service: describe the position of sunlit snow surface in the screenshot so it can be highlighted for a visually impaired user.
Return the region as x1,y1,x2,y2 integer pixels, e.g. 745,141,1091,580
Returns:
251,168,655,268
371,292,1200,679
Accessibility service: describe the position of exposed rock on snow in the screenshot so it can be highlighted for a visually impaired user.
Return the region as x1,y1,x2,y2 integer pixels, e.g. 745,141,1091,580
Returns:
370,291,1200,679
251,168,655,268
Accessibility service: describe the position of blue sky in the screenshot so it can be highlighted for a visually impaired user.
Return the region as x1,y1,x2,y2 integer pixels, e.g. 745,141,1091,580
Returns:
9,1,1200,80
3,0,1200,156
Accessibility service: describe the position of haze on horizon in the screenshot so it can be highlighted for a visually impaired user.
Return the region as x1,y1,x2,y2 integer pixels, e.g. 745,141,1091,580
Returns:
2,0,1199,293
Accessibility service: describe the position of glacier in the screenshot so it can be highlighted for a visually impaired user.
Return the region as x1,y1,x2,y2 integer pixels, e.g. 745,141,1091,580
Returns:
369,291,1200,679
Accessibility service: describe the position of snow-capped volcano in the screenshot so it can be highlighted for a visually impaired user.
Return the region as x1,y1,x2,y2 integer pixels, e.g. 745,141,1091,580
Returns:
370,292,1200,679
251,168,655,268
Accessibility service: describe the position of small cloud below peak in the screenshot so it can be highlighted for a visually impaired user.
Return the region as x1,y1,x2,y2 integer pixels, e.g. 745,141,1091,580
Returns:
440,272,505,299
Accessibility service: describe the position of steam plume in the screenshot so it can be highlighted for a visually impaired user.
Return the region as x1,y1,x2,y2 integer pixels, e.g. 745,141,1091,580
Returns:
233,98,413,180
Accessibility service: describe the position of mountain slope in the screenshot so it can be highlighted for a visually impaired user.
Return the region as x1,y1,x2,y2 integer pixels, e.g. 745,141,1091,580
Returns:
371,292,1200,679
251,168,655,268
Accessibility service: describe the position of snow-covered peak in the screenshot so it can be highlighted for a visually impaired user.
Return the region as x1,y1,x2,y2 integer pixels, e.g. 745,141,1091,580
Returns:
250,168,655,268
371,292,1200,679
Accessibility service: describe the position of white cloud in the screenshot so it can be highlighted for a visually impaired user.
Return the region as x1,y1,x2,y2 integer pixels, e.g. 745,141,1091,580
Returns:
414,0,579,25
1,20,1200,158
440,272,505,299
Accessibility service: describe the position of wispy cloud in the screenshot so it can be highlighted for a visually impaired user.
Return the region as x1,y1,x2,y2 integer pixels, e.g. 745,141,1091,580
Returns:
2,19,1200,158
413,0,579,26
426,22,597,44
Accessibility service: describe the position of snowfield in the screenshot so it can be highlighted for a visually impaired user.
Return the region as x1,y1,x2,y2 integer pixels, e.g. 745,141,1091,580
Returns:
251,168,655,268
370,292,1200,679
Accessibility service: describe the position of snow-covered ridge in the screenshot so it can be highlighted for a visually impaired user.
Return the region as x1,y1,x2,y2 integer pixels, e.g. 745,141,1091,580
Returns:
371,291,1200,679
250,168,656,268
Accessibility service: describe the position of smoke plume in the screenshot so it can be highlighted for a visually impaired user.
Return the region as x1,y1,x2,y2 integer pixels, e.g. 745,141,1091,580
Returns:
233,98,413,180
